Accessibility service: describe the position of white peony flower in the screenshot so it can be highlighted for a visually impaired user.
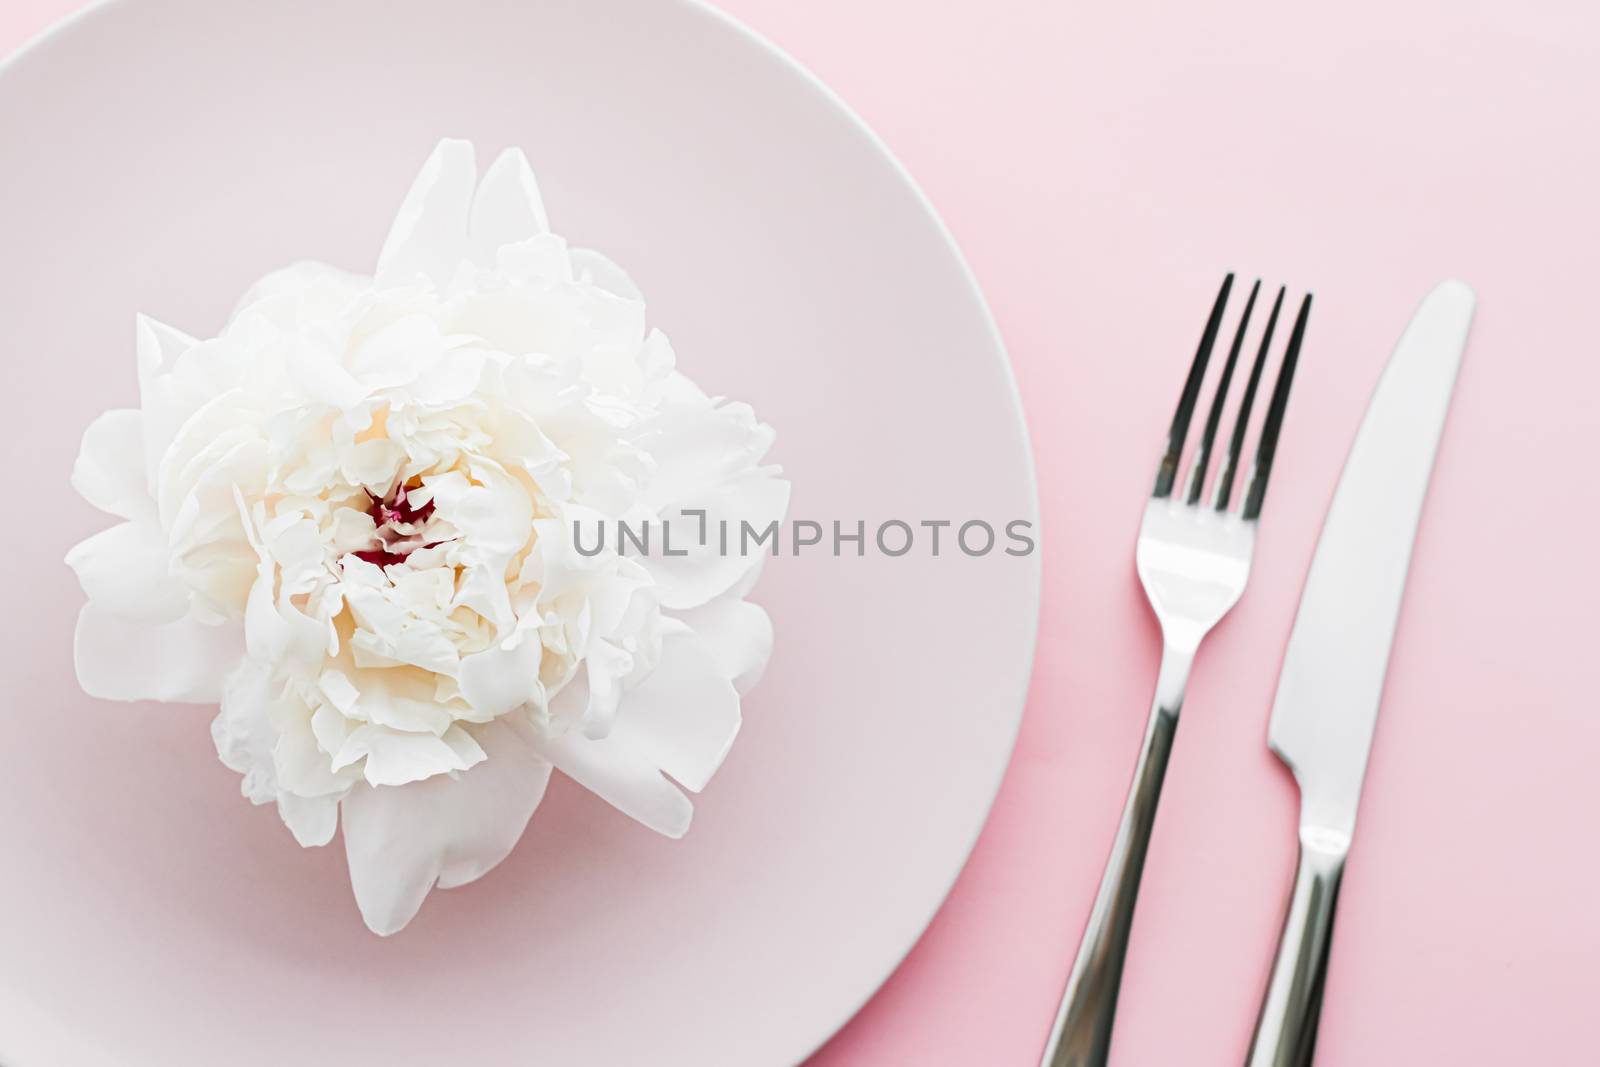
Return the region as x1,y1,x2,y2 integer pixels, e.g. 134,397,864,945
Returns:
66,139,788,935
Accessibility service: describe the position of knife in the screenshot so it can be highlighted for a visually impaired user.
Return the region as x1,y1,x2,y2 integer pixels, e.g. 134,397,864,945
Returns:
1245,280,1475,1067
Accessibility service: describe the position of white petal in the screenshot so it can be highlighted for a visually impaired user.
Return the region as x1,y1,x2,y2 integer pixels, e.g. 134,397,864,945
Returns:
72,409,152,520
74,604,241,704
212,659,282,804
135,312,197,379
525,509,618,606
342,582,461,678
340,437,406,491
376,138,477,287
531,724,694,839
643,474,791,610
345,313,443,393
469,148,549,262
569,247,643,302
311,699,358,756
134,315,201,491
333,723,486,787
277,792,338,847
238,669,359,816
163,434,266,617
642,401,777,505
341,716,553,935
65,519,189,623
572,637,631,739
494,233,576,283
430,462,534,561
228,260,369,321
458,623,542,721
286,335,366,409
224,660,353,804
610,626,740,792
634,401,788,608
273,701,363,798
409,344,486,405
319,652,458,735
671,596,773,696
429,463,532,628
156,392,261,525
531,628,738,832
244,558,327,676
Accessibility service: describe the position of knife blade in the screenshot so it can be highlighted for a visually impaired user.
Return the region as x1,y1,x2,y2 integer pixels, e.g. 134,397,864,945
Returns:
1247,280,1474,1067
1268,279,1473,837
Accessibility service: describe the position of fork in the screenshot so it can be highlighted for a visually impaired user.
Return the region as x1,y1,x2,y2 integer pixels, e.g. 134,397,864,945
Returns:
1039,275,1313,1067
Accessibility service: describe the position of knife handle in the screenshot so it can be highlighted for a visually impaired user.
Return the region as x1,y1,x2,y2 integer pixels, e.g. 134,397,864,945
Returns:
1039,646,1192,1067
1245,830,1348,1067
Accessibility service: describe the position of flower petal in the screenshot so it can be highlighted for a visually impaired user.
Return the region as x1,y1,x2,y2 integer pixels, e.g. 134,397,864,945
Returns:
134,315,201,491
135,312,197,380
333,723,486,787
345,312,446,394
273,698,363,798
569,247,643,303
458,620,543,721
469,148,549,262
569,637,632,740
243,535,329,676
642,401,777,505
277,792,338,847
212,659,282,805
633,400,788,609
530,625,737,835
428,462,532,630
74,604,241,704
671,596,773,696
65,519,189,623
376,138,477,287
531,724,694,839
610,624,740,792
71,409,151,520
340,715,553,935
642,473,791,610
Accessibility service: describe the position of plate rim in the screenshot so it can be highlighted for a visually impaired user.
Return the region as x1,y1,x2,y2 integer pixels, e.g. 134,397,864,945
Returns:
653,5,1044,1060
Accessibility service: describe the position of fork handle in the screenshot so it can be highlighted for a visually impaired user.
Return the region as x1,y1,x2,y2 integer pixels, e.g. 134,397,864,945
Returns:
1039,645,1193,1067
1244,831,1348,1067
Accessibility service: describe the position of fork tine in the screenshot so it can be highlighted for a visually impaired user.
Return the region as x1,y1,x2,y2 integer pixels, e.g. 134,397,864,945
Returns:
1241,293,1312,520
1185,279,1260,504
1153,274,1233,498
1213,286,1285,511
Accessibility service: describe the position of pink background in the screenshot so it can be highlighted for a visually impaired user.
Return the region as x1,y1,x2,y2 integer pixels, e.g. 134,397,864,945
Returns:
5,1,1598,1065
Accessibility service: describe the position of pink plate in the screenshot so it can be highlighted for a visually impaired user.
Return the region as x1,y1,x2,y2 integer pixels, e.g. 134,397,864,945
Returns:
0,0,1038,1064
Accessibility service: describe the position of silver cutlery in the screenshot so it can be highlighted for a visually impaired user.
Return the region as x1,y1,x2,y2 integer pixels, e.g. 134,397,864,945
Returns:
1245,280,1474,1067
1041,275,1313,1067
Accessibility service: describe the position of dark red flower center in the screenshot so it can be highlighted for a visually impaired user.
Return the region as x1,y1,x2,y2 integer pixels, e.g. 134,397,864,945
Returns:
353,485,439,568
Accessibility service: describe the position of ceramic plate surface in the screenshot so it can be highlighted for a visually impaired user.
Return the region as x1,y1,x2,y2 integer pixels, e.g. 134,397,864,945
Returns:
0,0,1037,1063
